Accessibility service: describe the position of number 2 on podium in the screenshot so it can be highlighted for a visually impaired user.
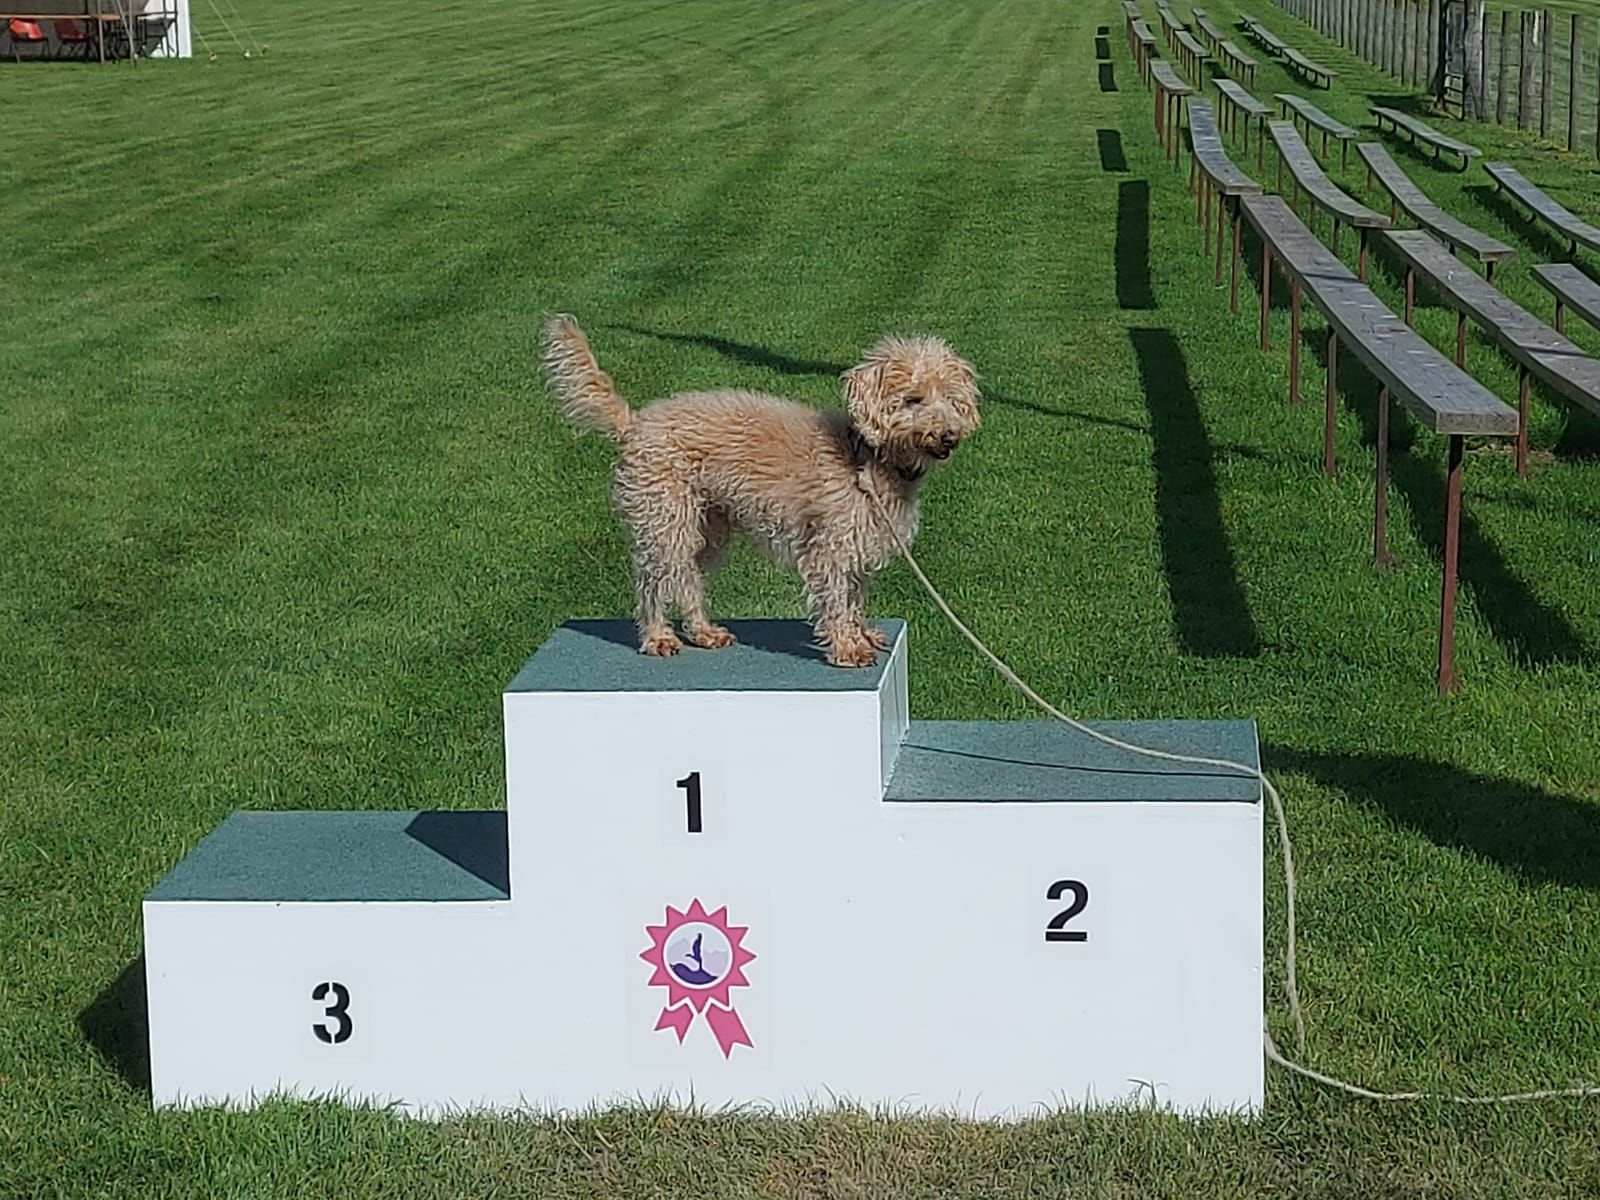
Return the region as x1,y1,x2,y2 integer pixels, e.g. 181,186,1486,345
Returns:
1045,879,1089,942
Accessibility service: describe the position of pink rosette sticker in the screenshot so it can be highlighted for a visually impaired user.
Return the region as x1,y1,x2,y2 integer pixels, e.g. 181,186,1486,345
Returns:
639,899,756,1057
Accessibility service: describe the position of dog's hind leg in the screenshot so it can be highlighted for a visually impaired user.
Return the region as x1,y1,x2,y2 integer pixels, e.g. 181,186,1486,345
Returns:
618,465,695,657
681,507,736,649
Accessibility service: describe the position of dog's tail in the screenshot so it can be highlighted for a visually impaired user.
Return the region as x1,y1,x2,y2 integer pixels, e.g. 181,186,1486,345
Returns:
540,314,632,442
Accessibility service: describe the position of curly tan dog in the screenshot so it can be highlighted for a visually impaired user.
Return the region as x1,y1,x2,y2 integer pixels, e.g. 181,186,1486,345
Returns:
539,316,980,666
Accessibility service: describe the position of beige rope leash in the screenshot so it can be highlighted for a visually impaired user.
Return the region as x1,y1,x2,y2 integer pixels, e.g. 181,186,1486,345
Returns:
862,481,1600,1104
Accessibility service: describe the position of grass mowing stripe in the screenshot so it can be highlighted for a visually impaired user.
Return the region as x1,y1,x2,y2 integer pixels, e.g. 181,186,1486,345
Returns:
4,1,1600,1195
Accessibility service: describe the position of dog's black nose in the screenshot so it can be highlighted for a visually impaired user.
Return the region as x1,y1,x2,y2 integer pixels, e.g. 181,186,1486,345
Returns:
940,431,959,449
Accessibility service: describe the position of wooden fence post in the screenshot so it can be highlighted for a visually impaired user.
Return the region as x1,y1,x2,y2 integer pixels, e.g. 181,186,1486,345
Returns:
1402,3,1415,85
1540,9,1552,138
1465,0,1486,119
1433,0,1446,100
1496,10,1511,123
1519,11,1534,130
1570,15,1582,152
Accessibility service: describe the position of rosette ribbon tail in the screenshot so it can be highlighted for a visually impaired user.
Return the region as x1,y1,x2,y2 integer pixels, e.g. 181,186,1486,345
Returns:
705,1002,752,1057
654,1002,695,1042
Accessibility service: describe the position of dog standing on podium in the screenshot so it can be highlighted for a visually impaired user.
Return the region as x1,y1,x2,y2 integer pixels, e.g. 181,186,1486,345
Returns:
539,317,982,666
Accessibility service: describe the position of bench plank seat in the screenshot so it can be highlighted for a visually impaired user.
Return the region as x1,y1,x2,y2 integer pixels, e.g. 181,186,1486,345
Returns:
1281,46,1336,87
1370,106,1480,169
1483,162,1600,258
1217,39,1258,80
1238,14,1287,56
1187,100,1263,195
1211,77,1269,167
1530,263,1600,337
1356,143,1512,276
1276,93,1355,166
1384,228,1600,473
1241,194,1515,691
1173,28,1209,77
1194,14,1225,48
1269,121,1389,273
1250,202,1513,434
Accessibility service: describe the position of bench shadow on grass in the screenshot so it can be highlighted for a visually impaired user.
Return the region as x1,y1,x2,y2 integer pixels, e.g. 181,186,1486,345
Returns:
1129,327,1262,659
1097,128,1128,172
1267,745,1600,889
79,954,151,1093
1300,328,1592,668
1116,179,1156,310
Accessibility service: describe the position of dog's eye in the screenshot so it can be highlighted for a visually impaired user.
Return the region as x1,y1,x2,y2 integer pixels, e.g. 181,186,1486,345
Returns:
904,394,924,406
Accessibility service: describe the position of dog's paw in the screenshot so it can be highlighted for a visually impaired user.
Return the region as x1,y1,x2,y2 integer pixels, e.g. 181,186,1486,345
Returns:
686,623,737,649
862,624,890,651
640,631,684,657
826,633,880,668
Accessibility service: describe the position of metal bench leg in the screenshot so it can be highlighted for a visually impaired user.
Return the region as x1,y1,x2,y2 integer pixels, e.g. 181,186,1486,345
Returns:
1485,260,1496,284
1289,280,1302,405
1517,368,1530,477
1555,299,1566,334
1455,311,1466,366
1216,194,1227,285
1358,229,1369,282
1341,140,1348,172
1374,387,1394,567
1231,207,1243,314
1436,435,1464,693
1332,221,1340,255
1324,330,1338,475
1260,245,1272,350
1404,267,1415,325
1203,181,1212,255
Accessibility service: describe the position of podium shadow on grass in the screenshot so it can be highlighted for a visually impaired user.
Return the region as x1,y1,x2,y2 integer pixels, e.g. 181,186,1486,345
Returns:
1129,327,1262,659
1299,328,1593,667
79,955,150,1093
1266,745,1600,889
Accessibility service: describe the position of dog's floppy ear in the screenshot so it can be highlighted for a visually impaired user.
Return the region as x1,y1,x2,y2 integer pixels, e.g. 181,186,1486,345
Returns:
842,360,887,445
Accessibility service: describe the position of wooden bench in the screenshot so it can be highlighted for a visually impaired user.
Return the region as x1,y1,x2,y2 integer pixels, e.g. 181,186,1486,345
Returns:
1281,46,1336,88
1276,93,1356,169
1214,78,1270,169
1383,228,1600,476
1268,120,1390,277
1356,143,1513,280
1242,194,1517,691
1370,107,1480,170
1150,60,1195,165
1160,7,1186,48
1238,15,1287,57
1186,99,1264,313
1193,12,1225,50
1530,263,1600,338
1483,162,1600,260
1128,18,1158,85
1173,28,1209,80
1216,39,1258,87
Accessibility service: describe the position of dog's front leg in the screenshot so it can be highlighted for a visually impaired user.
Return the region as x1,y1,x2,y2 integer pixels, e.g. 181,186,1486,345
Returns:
799,549,878,668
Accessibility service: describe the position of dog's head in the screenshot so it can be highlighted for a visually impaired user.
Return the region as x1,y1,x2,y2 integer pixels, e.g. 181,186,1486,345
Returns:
841,334,981,474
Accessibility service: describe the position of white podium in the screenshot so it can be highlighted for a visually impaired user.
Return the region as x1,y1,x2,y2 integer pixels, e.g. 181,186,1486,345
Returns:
144,619,1263,1118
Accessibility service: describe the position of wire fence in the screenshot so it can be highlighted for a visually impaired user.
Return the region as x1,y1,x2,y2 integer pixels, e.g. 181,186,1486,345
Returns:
1270,0,1600,157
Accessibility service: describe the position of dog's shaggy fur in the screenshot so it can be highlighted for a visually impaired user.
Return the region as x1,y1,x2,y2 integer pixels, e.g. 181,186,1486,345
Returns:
539,316,981,666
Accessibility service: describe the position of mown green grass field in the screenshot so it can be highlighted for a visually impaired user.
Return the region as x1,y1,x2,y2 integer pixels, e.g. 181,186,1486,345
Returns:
5,0,1600,1195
